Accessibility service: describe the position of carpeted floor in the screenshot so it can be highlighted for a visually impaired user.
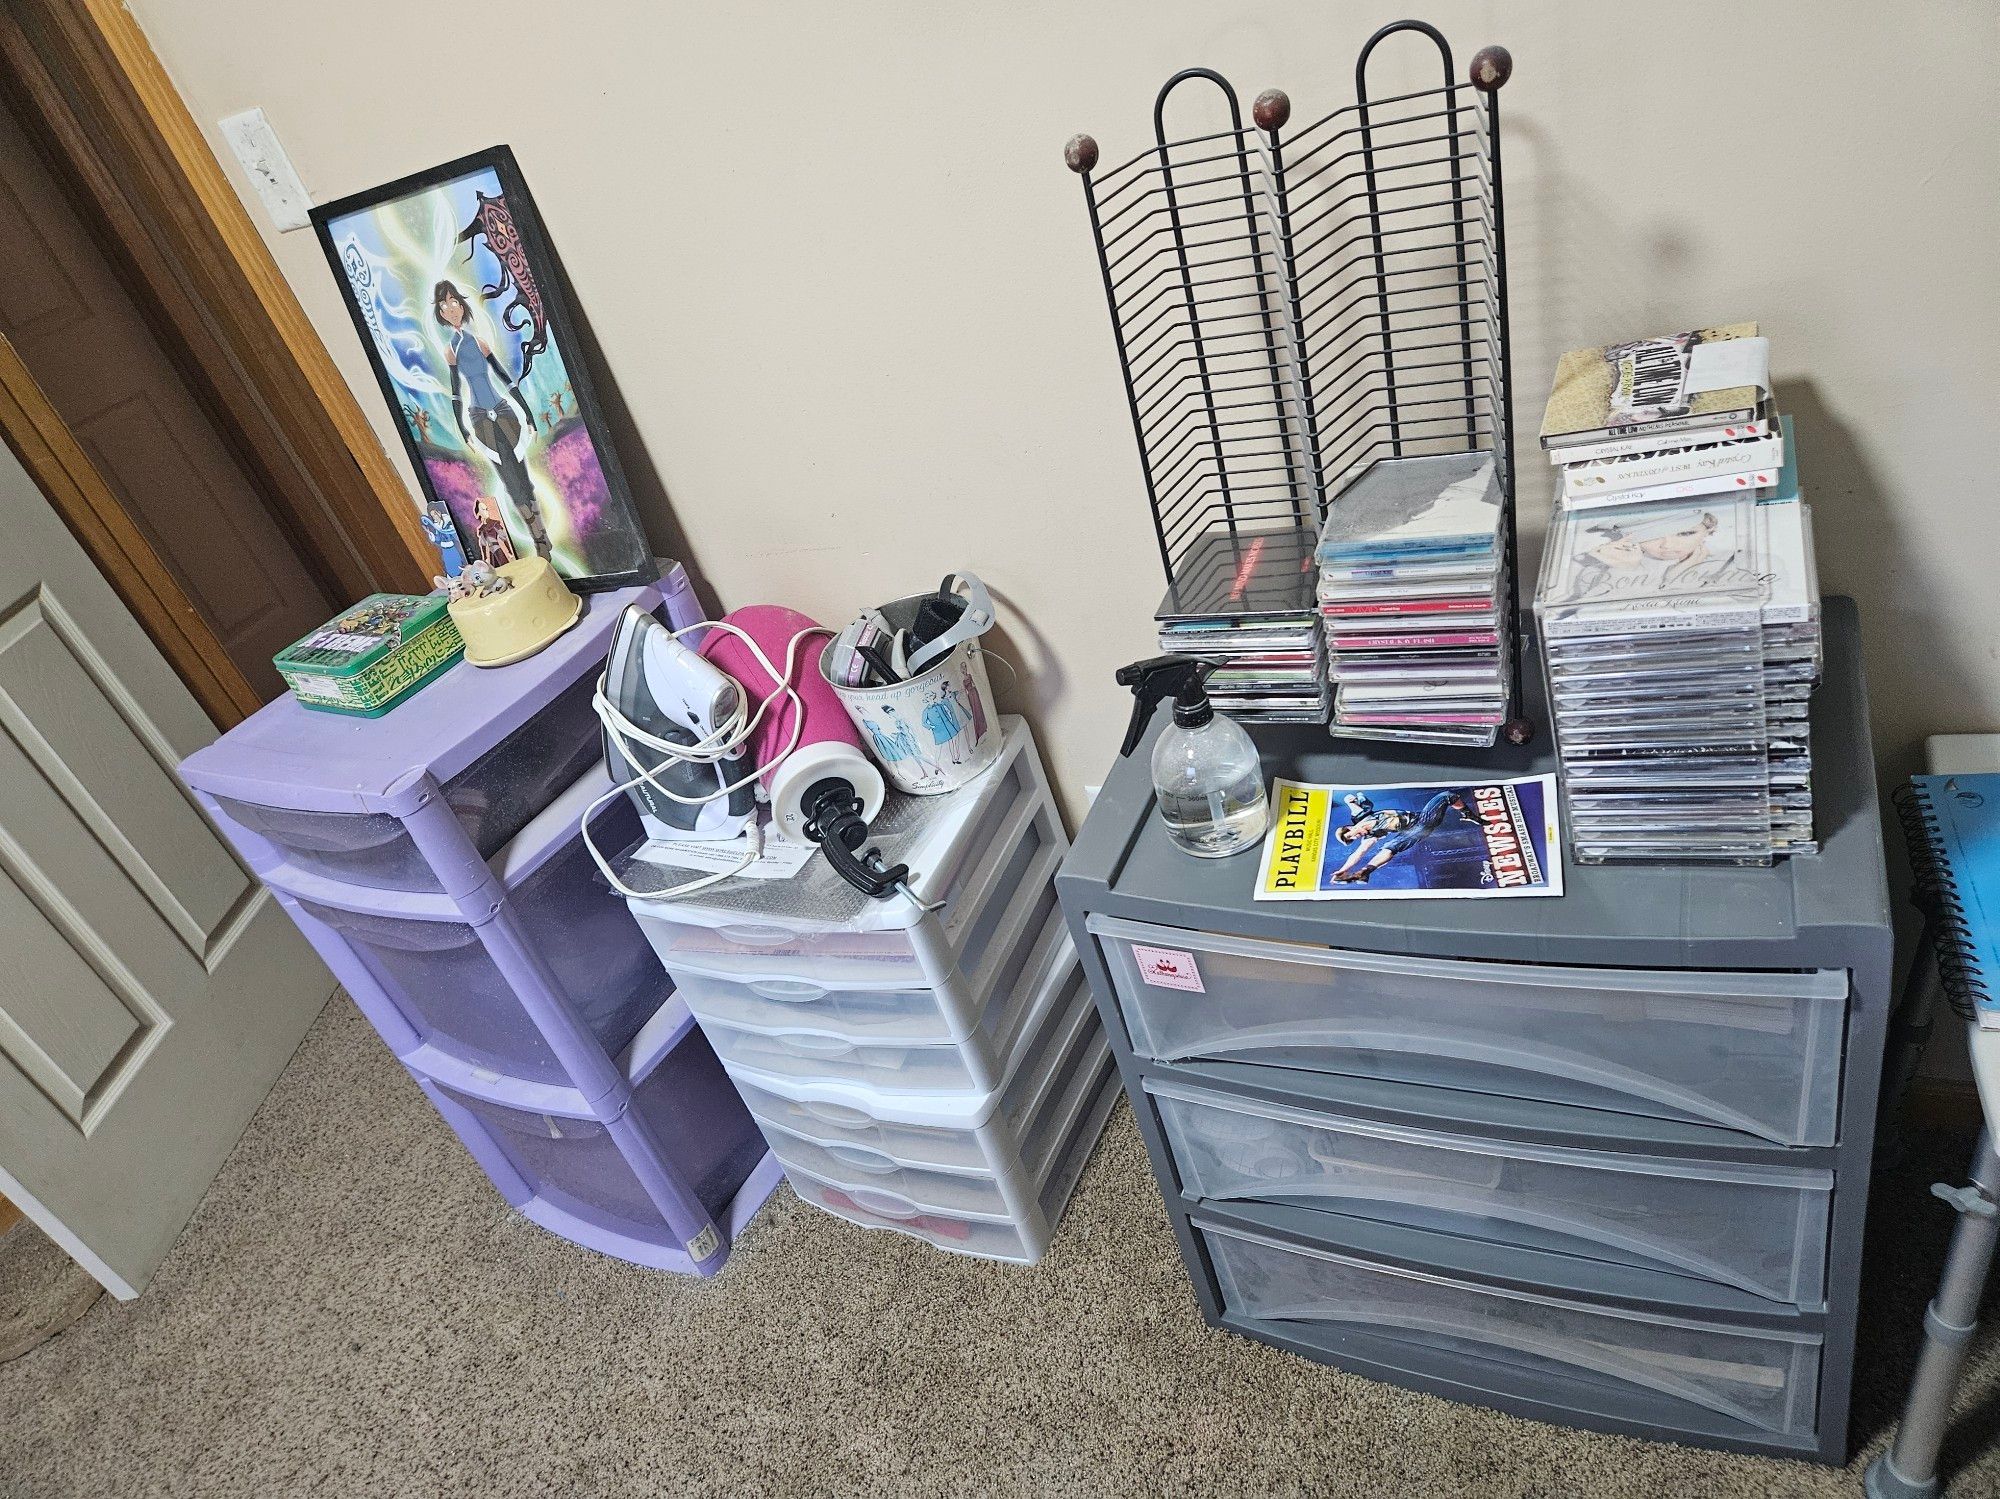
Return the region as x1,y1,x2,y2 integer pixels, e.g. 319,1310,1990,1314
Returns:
0,1218,100,1364
2,997,1996,1498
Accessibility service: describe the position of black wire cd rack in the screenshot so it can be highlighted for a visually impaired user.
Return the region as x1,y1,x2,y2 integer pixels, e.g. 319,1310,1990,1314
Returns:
1067,20,1530,743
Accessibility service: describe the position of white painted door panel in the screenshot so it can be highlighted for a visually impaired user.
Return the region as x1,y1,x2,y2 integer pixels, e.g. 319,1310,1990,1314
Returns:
0,442,333,1298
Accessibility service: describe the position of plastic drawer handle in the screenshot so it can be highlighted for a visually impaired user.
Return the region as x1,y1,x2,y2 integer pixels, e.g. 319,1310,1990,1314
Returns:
1093,913,1845,1003
305,903,477,953
265,822,402,855
802,1101,872,1127
749,979,829,1002
849,1188,921,1218
1242,1297,1792,1436
827,1144,899,1173
1171,1023,1795,1145
717,924,796,946
776,1034,857,1056
1216,1178,1786,1305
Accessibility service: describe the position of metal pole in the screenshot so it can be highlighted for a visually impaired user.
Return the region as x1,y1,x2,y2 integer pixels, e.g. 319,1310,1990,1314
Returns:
1353,20,1461,463
1067,134,1177,589
1469,45,1533,746
1255,89,1324,530
1154,70,1243,541
1865,1129,2000,1499
1351,97,1400,459
1446,85,1476,442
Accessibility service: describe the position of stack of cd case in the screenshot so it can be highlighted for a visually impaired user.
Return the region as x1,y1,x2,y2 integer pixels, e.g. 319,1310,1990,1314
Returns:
1534,490,1822,864
1154,528,1330,724
1316,453,1509,748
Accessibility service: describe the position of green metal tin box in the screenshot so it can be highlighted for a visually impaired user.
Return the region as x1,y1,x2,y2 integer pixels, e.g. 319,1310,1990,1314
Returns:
272,593,464,716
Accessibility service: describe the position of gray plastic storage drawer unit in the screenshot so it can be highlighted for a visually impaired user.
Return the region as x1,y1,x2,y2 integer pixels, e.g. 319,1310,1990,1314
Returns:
1056,599,1892,1464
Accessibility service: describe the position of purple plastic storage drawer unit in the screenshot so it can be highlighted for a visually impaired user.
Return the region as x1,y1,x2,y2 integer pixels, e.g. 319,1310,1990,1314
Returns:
271,769,667,1096
181,581,658,898
421,1010,782,1275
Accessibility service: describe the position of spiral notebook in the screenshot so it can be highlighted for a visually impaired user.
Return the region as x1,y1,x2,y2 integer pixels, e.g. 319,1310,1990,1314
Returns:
1899,773,2000,1029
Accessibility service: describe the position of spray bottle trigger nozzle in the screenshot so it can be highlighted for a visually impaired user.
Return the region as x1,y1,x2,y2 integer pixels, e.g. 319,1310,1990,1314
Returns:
1116,654,1206,757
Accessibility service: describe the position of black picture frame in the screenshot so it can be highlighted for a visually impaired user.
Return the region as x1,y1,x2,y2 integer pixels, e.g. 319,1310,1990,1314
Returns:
311,145,653,592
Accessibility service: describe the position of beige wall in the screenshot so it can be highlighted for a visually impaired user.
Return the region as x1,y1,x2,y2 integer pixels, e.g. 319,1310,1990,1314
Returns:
136,1,1997,1055
130,0,2000,792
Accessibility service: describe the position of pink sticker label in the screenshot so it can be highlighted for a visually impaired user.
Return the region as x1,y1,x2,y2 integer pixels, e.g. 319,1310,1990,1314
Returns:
1131,944,1204,993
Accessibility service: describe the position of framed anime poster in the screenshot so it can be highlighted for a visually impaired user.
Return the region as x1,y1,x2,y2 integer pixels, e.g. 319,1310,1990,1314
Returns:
311,146,652,591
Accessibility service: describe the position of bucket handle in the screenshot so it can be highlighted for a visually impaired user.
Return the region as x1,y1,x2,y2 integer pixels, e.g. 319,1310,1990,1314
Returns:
903,573,996,676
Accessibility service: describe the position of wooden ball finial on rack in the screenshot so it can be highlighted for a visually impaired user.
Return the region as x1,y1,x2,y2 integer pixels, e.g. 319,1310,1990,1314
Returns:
1252,90,1290,132
1064,134,1099,174
1502,716,1536,747
1469,46,1513,92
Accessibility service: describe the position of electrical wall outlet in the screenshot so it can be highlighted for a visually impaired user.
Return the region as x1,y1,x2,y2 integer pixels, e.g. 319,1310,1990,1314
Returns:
218,107,312,232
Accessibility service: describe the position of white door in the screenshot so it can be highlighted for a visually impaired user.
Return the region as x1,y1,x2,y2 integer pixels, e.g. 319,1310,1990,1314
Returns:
0,443,335,1299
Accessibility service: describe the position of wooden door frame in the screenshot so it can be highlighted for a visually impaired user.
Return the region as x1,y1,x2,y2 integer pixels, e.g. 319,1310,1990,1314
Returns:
0,0,432,726
0,332,262,725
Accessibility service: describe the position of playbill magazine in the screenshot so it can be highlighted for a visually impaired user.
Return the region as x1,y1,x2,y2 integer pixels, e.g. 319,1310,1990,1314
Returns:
1255,775,1562,900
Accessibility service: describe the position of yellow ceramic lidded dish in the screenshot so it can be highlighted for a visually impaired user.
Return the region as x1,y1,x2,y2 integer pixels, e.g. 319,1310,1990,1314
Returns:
448,556,584,667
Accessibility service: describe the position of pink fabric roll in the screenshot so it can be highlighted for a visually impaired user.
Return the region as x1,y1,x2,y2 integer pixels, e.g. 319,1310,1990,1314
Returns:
697,604,860,775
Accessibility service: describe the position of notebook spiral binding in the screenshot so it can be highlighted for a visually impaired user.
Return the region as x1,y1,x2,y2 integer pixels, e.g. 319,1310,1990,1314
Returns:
1894,779,1983,1021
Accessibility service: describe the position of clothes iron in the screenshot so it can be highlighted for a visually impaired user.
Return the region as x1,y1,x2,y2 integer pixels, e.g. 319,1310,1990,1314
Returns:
597,605,756,842
586,603,925,907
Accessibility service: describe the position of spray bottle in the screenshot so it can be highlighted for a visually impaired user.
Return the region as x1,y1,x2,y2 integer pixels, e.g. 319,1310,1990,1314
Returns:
1117,655,1270,858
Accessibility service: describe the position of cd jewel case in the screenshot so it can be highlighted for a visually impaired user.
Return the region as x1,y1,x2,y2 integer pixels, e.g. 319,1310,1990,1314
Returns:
1533,489,1821,865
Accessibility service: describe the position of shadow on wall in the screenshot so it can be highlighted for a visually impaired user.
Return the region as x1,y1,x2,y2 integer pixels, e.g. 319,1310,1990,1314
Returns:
1777,383,1980,1087
1502,117,1702,409
560,289,718,613
1504,106,1751,396
1495,125,1963,802
1502,115,1708,588
982,581,1068,808
1776,378,1975,787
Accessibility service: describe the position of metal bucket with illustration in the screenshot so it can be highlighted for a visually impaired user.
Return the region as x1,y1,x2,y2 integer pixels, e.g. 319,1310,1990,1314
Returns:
824,588,1001,796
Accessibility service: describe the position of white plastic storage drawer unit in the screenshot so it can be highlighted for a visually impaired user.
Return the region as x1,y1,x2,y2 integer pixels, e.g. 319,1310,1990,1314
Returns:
1090,915,1848,1147
1148,1081,1834,1307
739,953,1116,1264
631,719,1058,986
764,999,1112,1231
756,966,1109,1219
783,1069,1117,1264
785,1047,1119,1265
699,911,1071,1096
729,960,1108,1176
1197,1219,1822,1441
669,851,1060,1049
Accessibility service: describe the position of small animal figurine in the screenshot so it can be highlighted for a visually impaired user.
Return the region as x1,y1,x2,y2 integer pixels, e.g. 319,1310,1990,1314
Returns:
445,560,513,604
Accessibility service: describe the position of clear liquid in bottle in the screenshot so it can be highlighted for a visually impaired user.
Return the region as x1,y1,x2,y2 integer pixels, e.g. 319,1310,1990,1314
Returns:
1157,781,1270,857
1151,710,1269,858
